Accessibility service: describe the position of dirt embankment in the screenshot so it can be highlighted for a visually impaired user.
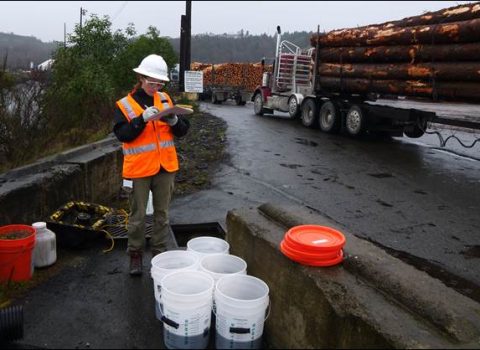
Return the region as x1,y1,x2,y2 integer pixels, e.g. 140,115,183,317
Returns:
174,110,229,196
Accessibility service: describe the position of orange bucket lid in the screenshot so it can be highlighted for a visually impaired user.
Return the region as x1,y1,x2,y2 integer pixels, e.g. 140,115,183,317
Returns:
280,240,343,267
281,239,340,260
285,225,345,252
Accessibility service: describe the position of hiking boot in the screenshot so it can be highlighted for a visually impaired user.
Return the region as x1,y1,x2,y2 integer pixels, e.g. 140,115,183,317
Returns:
129,251,143,276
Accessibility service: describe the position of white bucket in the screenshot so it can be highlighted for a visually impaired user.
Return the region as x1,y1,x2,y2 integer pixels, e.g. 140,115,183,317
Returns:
199,253,247,285
150,250,199,320
187,236,230,258
214,274,270,349
160,270,215,349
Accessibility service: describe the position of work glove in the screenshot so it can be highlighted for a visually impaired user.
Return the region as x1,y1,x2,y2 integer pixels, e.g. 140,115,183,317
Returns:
160,114,178,126
142,106,160,122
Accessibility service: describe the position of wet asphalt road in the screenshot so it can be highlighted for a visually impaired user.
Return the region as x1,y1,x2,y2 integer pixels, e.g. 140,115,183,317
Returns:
174,101,480,300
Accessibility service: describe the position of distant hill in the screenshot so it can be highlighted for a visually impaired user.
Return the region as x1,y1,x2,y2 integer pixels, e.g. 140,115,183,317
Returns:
169,31,314,63
0,31,313,70
0,32,59,70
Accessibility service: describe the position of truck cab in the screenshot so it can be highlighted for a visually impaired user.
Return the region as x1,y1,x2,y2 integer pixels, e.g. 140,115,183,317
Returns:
253,26,314,118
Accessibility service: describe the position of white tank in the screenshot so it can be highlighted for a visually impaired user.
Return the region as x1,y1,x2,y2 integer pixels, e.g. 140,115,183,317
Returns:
32,222,57,268
262,72,271,87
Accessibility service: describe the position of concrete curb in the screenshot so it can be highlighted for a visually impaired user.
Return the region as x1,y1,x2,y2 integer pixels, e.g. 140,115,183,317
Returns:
258,202,480,344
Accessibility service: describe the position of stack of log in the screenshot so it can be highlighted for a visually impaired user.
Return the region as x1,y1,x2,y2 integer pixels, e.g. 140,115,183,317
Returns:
310,2,480,102
190,62,272,92
190,62,211,71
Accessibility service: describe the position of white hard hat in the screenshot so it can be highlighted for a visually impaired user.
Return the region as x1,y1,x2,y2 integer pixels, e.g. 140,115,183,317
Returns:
133,54,170,82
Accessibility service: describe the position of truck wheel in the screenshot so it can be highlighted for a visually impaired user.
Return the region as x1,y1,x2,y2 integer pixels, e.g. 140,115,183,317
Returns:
319,101,340,133
253,93,264,116
211,93,218,104
300,99,319,128
288,96,301,118
345,105,366,136
404,118,427,138
235,95,246,106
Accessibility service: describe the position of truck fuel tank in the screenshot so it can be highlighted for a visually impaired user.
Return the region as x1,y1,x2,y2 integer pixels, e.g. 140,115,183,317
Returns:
262,72,271,87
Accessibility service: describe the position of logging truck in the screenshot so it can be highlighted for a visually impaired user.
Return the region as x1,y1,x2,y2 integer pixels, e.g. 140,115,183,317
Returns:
198,63,254,106
252,22,480,137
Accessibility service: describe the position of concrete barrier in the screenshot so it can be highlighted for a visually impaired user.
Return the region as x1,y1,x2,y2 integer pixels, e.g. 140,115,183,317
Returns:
226,202,480,348
0,135,123,225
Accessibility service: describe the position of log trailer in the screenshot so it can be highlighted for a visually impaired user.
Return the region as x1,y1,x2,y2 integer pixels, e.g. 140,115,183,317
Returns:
252,22,480,138
199,63,253,106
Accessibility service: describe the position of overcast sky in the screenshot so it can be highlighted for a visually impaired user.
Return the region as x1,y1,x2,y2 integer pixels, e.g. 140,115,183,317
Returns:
0,1,475,42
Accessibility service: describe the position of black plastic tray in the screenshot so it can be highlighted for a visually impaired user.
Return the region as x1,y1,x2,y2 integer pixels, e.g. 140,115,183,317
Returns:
171,222,226,247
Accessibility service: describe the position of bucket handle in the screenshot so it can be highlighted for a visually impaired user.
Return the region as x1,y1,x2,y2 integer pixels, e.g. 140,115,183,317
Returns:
230,327,250,334
157,299,179,329
265,301,271,321
161,316,179,329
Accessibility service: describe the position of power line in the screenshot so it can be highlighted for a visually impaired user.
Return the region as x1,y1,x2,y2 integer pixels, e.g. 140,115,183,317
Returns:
111,1,128,21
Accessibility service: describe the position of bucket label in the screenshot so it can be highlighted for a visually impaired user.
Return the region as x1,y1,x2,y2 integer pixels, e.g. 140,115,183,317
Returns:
162,303,212,337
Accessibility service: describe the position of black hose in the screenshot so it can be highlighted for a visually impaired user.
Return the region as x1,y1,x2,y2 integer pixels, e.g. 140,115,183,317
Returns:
419,120,480,149
0,305,24,342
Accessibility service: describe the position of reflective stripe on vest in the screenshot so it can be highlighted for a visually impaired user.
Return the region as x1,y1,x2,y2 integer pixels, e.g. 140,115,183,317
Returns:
160,140,175,148
122,140,175,155
122,143,156,155
118,97,137,120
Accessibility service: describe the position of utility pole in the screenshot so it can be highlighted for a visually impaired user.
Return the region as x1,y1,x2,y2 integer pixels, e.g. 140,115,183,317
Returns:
79,7,87,30
179,1,192,92
185,0,191,77
64,23,66,48
79,7,87,51
179,15,185,92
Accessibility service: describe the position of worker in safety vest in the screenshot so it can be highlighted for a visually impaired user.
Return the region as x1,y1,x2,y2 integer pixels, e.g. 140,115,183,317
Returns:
113,54,190,276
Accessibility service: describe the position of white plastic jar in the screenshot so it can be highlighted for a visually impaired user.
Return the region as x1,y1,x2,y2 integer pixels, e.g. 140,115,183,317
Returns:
32,222,57,268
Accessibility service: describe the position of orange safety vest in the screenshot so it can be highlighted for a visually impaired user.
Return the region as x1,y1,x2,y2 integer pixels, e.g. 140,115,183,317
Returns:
116,91,179,178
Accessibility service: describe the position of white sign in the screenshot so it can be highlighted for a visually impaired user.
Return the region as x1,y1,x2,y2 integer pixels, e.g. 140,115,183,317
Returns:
184,70,203,93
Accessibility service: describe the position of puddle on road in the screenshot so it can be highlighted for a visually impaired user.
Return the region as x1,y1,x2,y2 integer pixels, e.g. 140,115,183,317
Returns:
363,237,480,303
461,245,480,259
413,189,428,195
368,173,394,179
376,199,394,208
280,163,304,169
294,138,318,147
